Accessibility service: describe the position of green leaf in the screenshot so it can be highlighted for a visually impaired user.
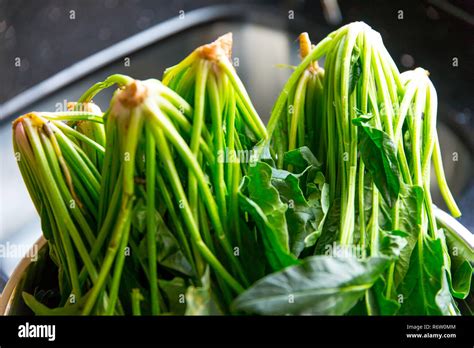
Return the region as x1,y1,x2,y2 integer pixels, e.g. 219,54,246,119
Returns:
352,116,400,208
347,296,368,315
155,218,193,276
232,255,391,315
269,166,326,257
442,222,474,299
314,199,341,255
131,199,147,233
393,184,424,287
303,230,322,249
364,230,408,316
450,261,473,299
379,229,408,259
239,162,298,271
369,278,401,315
398,236,457,315
235,216,266,283
246,162,289,250
283,146,322,173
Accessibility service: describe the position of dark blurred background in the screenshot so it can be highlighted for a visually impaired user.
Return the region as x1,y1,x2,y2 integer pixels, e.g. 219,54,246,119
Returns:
0,0,473,281
1,0,473,103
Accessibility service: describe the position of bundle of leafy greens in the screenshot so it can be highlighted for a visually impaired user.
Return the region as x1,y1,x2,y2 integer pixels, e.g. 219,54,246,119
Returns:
162,33,268,288
234,22,472,315
11,22,472,316
14,35,266,315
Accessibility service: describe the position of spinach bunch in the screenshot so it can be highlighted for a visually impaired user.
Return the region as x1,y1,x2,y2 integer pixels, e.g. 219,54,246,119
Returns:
236,23,472,315
15,34,267,315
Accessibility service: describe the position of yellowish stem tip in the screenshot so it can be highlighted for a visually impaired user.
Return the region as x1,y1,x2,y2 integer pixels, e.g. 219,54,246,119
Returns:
12,112,45,128
299,32,320,74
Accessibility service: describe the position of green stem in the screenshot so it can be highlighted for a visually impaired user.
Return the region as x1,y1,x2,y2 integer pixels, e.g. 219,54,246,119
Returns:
218,58,267,140
105,213,132,315
39,112,104,124
131,289,143,316
358,162,366,256
77,74,133,104
369,187,379,256
188,60,209,223
432,135,461,218
163,51,198,85
288,71,310,152
207,73,228,222
148,121,244,294
54,121,105,154
146,127,160,315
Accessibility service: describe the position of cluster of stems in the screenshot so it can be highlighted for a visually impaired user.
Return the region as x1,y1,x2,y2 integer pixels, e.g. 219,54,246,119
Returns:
73,78,233,314
12,107,106,307
267,22,461,310
162,32,267,292
13,33,266,315
271,33,325,169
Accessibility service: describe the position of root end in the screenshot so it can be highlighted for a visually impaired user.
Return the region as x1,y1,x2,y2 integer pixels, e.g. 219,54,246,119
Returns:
117,80,148,108
198,33,233,62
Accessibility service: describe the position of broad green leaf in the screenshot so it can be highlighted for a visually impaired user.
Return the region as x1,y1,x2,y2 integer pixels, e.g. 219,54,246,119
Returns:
398,236,457,315
269,166,326,256
239,162,298,271
443,224,474,263
450,261,473,299
379,230,408,259
246,162,289,251
347,296,368,315
392,184,424,288
238,194,298,271
233,255,391,315
367,230,407,315
352,116,400,208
